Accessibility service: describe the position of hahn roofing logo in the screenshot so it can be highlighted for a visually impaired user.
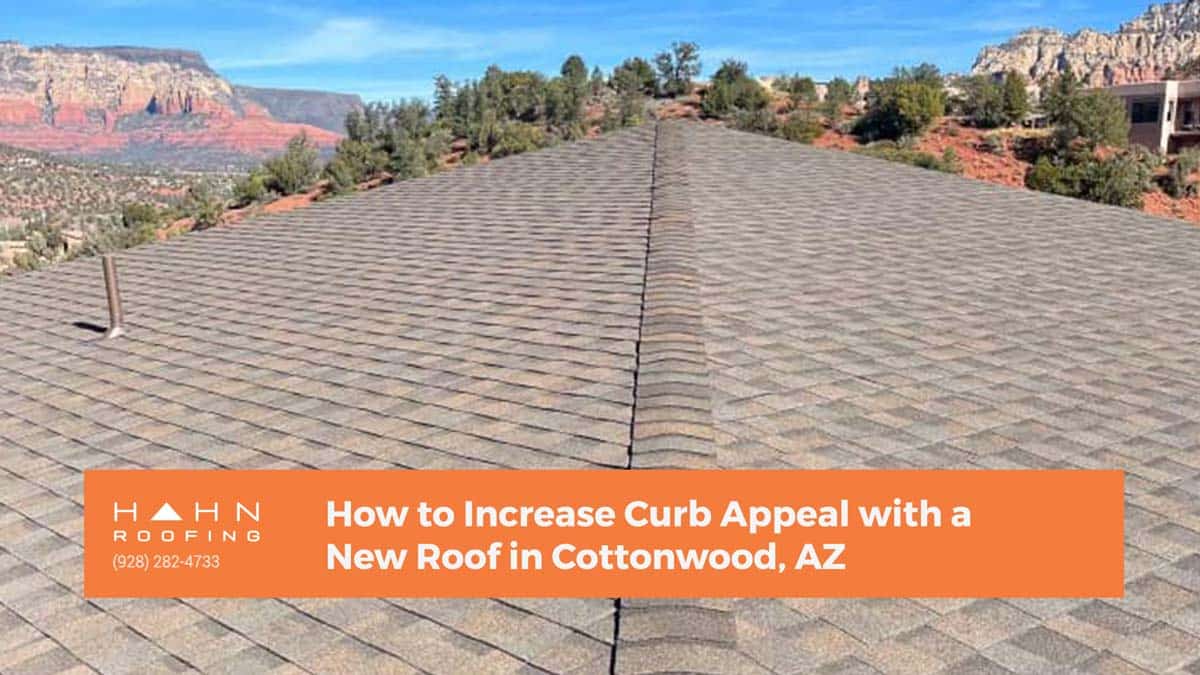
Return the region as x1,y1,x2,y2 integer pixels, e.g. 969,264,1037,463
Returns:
112,500,262,544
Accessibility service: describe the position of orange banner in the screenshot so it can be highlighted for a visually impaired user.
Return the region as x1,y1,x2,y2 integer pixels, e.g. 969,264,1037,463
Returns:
83,470,1123,598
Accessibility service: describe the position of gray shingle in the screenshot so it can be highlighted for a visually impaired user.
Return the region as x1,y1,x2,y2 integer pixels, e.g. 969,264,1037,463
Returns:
2,120,1200,672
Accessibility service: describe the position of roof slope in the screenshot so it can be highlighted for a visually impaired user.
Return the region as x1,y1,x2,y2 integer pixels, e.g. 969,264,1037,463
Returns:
0,126,655,674
3,121,1200,674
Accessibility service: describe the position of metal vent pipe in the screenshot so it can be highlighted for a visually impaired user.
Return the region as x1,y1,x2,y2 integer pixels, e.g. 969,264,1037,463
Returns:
101,255,125,339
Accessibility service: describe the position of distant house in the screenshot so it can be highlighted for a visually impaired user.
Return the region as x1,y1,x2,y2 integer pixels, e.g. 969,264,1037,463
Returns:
1106,80,1200,153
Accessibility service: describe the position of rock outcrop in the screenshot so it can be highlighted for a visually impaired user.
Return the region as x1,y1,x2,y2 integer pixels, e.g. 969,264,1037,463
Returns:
972,0,1200,86
0,41,350,168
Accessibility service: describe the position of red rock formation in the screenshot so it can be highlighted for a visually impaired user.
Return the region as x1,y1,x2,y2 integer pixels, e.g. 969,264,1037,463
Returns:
0,41,345,167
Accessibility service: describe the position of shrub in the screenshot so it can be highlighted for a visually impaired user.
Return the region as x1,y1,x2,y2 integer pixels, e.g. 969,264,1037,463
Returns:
492,122,547,158
231,169,269,207
777,111,824,143
182,183,225,230
775,74,818,107
121,202,160,229
1162,147,1200,198
732,108,778,134
941,147,961,172
1026,156,1068,194
823,77,856,120
612,57,658,96
1078,152,1154,207
701,60,770,118
388,138,429,179
981,132,1006,156
13,215,70,271
263,133,320,196
854,77,945,141
1025,152,1153,208
324,139,387,194
80,209,160,256
854,141,961,173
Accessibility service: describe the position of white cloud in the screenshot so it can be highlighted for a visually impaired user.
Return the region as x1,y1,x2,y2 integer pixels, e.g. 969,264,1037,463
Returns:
212,17,551,69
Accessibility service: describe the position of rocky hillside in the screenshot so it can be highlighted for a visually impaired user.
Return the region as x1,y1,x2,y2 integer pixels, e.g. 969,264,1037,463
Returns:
0,41,357,168
232,85,361,133
973,0,1200,86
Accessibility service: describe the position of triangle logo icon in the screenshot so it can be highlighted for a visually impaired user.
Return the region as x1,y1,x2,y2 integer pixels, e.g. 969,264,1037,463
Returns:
150,502,183,522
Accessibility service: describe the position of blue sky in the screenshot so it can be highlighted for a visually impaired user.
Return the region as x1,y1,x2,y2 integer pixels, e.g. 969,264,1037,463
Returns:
8,0,1146,101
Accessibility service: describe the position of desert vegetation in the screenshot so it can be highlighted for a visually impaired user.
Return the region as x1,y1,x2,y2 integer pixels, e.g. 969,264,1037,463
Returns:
9,42,1200,278
0,143,233,273
711,57,1200,219
245,49,687,204
1017,71,1157,208
1,46,696,277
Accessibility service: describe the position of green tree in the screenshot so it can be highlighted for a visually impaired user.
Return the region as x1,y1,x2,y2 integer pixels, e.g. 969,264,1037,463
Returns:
611,58,650,127
960,75,1006,128
544,77,583,130
550,56,589,131
854,70,945,141
433,75,456,121
612,57,658,96
589,66,606,96
561,55,588,91
1043,71,1128,150
893,63,943,87
263,132,320,195
654,41,701,97
1001,70,1030,125
344,107,371,142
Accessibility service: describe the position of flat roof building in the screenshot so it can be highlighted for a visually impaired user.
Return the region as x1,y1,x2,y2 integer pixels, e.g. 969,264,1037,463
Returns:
1107,79,1200,153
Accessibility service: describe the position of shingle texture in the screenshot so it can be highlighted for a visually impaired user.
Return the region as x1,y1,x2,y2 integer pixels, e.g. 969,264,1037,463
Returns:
2,120,1200,674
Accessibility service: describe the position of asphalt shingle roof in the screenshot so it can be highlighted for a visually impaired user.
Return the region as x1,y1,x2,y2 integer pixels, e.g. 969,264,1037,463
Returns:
2,120,1200,674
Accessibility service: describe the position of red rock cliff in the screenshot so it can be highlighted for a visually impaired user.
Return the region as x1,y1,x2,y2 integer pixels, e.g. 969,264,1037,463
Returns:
0,42,344,166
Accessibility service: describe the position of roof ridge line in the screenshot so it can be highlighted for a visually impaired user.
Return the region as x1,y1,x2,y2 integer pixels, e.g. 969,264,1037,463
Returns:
629,120,717,469
612,122,758,675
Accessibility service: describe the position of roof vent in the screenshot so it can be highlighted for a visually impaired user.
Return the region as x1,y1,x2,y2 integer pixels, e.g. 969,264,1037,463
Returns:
101,254,126,339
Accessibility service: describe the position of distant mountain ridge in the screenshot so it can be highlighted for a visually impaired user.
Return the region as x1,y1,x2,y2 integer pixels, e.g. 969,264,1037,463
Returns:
972,0,1200,86
233,85,363,135
0,41,362,168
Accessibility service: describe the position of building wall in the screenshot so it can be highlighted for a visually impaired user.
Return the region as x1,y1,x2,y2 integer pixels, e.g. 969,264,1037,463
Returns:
1130,122,1163,150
